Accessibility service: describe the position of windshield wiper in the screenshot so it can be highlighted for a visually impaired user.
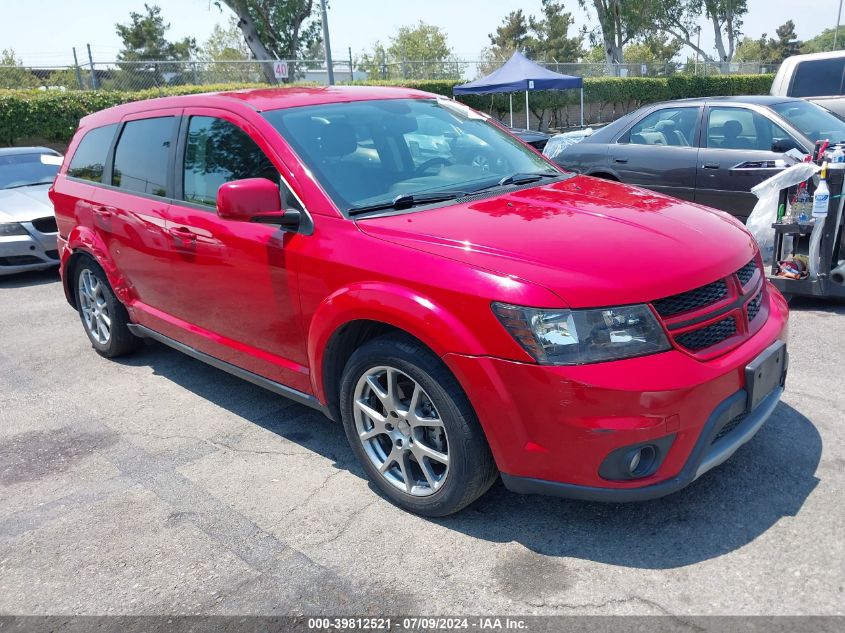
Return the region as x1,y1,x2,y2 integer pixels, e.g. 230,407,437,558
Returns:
348,191,467,216
468,171,562,194
3,181,54,190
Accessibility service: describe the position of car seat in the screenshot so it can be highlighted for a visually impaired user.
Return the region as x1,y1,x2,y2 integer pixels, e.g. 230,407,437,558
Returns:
720,120,752,149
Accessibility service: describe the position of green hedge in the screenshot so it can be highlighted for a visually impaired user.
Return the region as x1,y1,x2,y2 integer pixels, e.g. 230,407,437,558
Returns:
0,74,774,147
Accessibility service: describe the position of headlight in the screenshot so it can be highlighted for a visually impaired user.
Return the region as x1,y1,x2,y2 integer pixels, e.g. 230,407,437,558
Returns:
492,302,671,365
0,222,29,237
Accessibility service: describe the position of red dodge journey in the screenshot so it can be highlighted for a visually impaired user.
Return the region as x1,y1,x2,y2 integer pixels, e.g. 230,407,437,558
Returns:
50,86,789,516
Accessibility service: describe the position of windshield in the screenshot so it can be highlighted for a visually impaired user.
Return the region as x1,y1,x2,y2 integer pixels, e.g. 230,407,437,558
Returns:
263,98,557,214
770,100,845,144
0,153,61,190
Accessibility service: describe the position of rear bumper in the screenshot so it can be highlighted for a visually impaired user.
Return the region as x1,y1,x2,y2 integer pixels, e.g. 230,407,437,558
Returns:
501,385,783,502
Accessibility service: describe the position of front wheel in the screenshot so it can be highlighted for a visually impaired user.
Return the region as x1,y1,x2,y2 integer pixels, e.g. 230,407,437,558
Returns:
339,334,497,516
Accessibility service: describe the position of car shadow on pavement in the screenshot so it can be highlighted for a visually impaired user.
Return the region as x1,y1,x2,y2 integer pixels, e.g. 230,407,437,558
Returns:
787,296,845,314
120,341,821,570
0,268,60,289
441,400,821,569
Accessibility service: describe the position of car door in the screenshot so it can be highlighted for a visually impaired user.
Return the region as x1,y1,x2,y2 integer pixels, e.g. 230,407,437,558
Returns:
90,110,180,311
607,105,702,201
164,109,312,393
695,105,800,220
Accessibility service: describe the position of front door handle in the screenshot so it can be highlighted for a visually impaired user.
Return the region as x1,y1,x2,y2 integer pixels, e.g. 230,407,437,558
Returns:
614,158,628,164
92,205,115,218
167,226,197,242
702,162,720,169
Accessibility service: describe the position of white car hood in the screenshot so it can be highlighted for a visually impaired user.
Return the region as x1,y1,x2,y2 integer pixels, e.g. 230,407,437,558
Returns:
0,184,55,223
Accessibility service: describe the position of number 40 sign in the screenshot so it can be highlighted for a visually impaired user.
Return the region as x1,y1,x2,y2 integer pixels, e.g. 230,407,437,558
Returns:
273,61,288,80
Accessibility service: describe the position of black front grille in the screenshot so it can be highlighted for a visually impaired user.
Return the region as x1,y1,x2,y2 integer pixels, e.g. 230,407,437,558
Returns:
712,410,749,444
653,279,729,318
747,292,763,321
0,255,42,266
736,259,757,286
676,317,737,351
31,216,58,234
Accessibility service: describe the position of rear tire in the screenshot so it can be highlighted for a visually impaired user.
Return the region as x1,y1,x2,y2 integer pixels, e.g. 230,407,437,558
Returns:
339,334,498,517
73,256,142,358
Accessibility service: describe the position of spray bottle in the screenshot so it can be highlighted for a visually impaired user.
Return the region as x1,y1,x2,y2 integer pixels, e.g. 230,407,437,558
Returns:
808,163,830,279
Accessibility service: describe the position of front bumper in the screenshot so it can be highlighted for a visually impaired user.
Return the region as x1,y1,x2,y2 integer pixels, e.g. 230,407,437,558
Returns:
443,288,789,501
0,222,59,275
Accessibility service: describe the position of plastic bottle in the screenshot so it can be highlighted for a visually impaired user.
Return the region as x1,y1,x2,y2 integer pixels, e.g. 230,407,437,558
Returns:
831,146,845,164
808,164,830,280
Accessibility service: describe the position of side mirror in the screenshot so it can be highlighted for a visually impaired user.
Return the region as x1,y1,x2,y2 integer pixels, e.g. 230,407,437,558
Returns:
217,178,301,231
772,138,800,153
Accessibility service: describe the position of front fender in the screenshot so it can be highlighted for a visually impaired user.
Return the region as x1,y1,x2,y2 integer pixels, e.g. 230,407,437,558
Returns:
307,281,491,402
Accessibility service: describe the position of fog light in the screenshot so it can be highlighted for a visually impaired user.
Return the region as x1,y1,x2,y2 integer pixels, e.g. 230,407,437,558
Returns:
627,445,657,478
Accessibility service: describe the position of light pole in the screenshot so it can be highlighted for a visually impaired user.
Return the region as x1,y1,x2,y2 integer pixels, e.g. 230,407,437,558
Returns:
319,0,334,85
835,0,844,50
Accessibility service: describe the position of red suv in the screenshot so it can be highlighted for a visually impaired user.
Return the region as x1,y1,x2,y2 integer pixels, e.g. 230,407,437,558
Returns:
50,87,789,516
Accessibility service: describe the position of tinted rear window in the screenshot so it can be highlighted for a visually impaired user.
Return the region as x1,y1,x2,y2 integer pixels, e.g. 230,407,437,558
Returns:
791,58,845,97
112,117,176,196
67,124,117,182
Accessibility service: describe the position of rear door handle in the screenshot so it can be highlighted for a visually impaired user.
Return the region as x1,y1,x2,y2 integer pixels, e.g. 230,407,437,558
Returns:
614,158,628,164
702,162,720,169
92,205,115,218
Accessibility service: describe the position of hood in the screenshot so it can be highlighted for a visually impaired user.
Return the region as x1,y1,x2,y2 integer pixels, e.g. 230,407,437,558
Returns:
0,184,54,223
356,176,757,308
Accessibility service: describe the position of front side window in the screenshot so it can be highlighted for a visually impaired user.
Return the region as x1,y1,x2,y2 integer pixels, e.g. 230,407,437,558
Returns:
627,107,698,147
262,98,556,214
112,117,175,196
182,116,301,210
706,107,791,152
67,124,117,183
0,152,61,190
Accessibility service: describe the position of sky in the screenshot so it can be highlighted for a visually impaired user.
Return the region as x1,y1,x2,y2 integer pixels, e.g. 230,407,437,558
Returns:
0,0,842,67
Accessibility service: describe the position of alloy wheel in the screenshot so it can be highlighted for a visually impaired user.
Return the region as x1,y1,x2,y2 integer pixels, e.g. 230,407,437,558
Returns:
78,269,111,345
352,366,449,496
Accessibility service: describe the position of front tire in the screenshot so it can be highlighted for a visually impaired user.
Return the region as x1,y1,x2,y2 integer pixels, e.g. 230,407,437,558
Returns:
339,334,497,516
73,256,142,358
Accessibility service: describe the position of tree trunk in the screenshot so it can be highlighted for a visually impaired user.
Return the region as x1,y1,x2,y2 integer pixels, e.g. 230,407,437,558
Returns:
710,11,729,62
221,0,278,84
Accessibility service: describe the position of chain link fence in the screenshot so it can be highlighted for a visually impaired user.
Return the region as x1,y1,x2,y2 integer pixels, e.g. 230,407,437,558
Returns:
0,58,779,92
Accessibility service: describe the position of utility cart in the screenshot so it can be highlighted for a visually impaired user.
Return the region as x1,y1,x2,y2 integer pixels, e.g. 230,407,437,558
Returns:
768,163,845,300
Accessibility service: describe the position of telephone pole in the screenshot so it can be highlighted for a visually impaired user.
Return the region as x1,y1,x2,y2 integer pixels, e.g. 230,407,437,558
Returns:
319,0,334,85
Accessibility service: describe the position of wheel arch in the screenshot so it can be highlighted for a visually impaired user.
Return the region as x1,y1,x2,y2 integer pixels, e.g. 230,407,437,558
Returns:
308,282,488,418
63,226,130,309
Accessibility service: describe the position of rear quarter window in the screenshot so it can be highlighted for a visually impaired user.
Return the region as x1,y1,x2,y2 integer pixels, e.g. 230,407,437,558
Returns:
67,124,118,183
791,58,845,97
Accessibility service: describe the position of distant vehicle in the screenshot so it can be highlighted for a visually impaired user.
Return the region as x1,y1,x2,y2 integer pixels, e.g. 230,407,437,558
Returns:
0,147,62,275
511,128,550,151
549,96,845,220
771,51,845,117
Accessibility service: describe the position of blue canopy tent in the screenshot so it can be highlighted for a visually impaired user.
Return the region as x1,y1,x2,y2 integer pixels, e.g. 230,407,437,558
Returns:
453,51,584,130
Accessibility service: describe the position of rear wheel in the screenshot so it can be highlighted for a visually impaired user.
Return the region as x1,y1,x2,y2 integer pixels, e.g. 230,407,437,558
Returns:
339,334,497,516
74,256,142,358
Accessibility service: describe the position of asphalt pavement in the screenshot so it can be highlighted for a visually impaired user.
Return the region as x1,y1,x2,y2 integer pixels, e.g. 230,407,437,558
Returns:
0,269,843,616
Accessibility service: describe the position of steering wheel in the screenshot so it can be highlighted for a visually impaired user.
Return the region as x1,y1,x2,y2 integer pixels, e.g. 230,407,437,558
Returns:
414,157,452,175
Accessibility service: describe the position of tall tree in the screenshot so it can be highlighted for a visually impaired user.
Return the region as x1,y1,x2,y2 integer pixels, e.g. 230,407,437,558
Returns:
115,4,197,88
200,18,254,82
578,1,655,64
218,0,322,83
652,0,748,63
529,0,583,61
488,10,532,59
772,20,801,62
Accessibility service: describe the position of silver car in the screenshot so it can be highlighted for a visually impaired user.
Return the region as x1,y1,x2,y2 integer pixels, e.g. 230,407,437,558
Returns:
0,147,62,275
